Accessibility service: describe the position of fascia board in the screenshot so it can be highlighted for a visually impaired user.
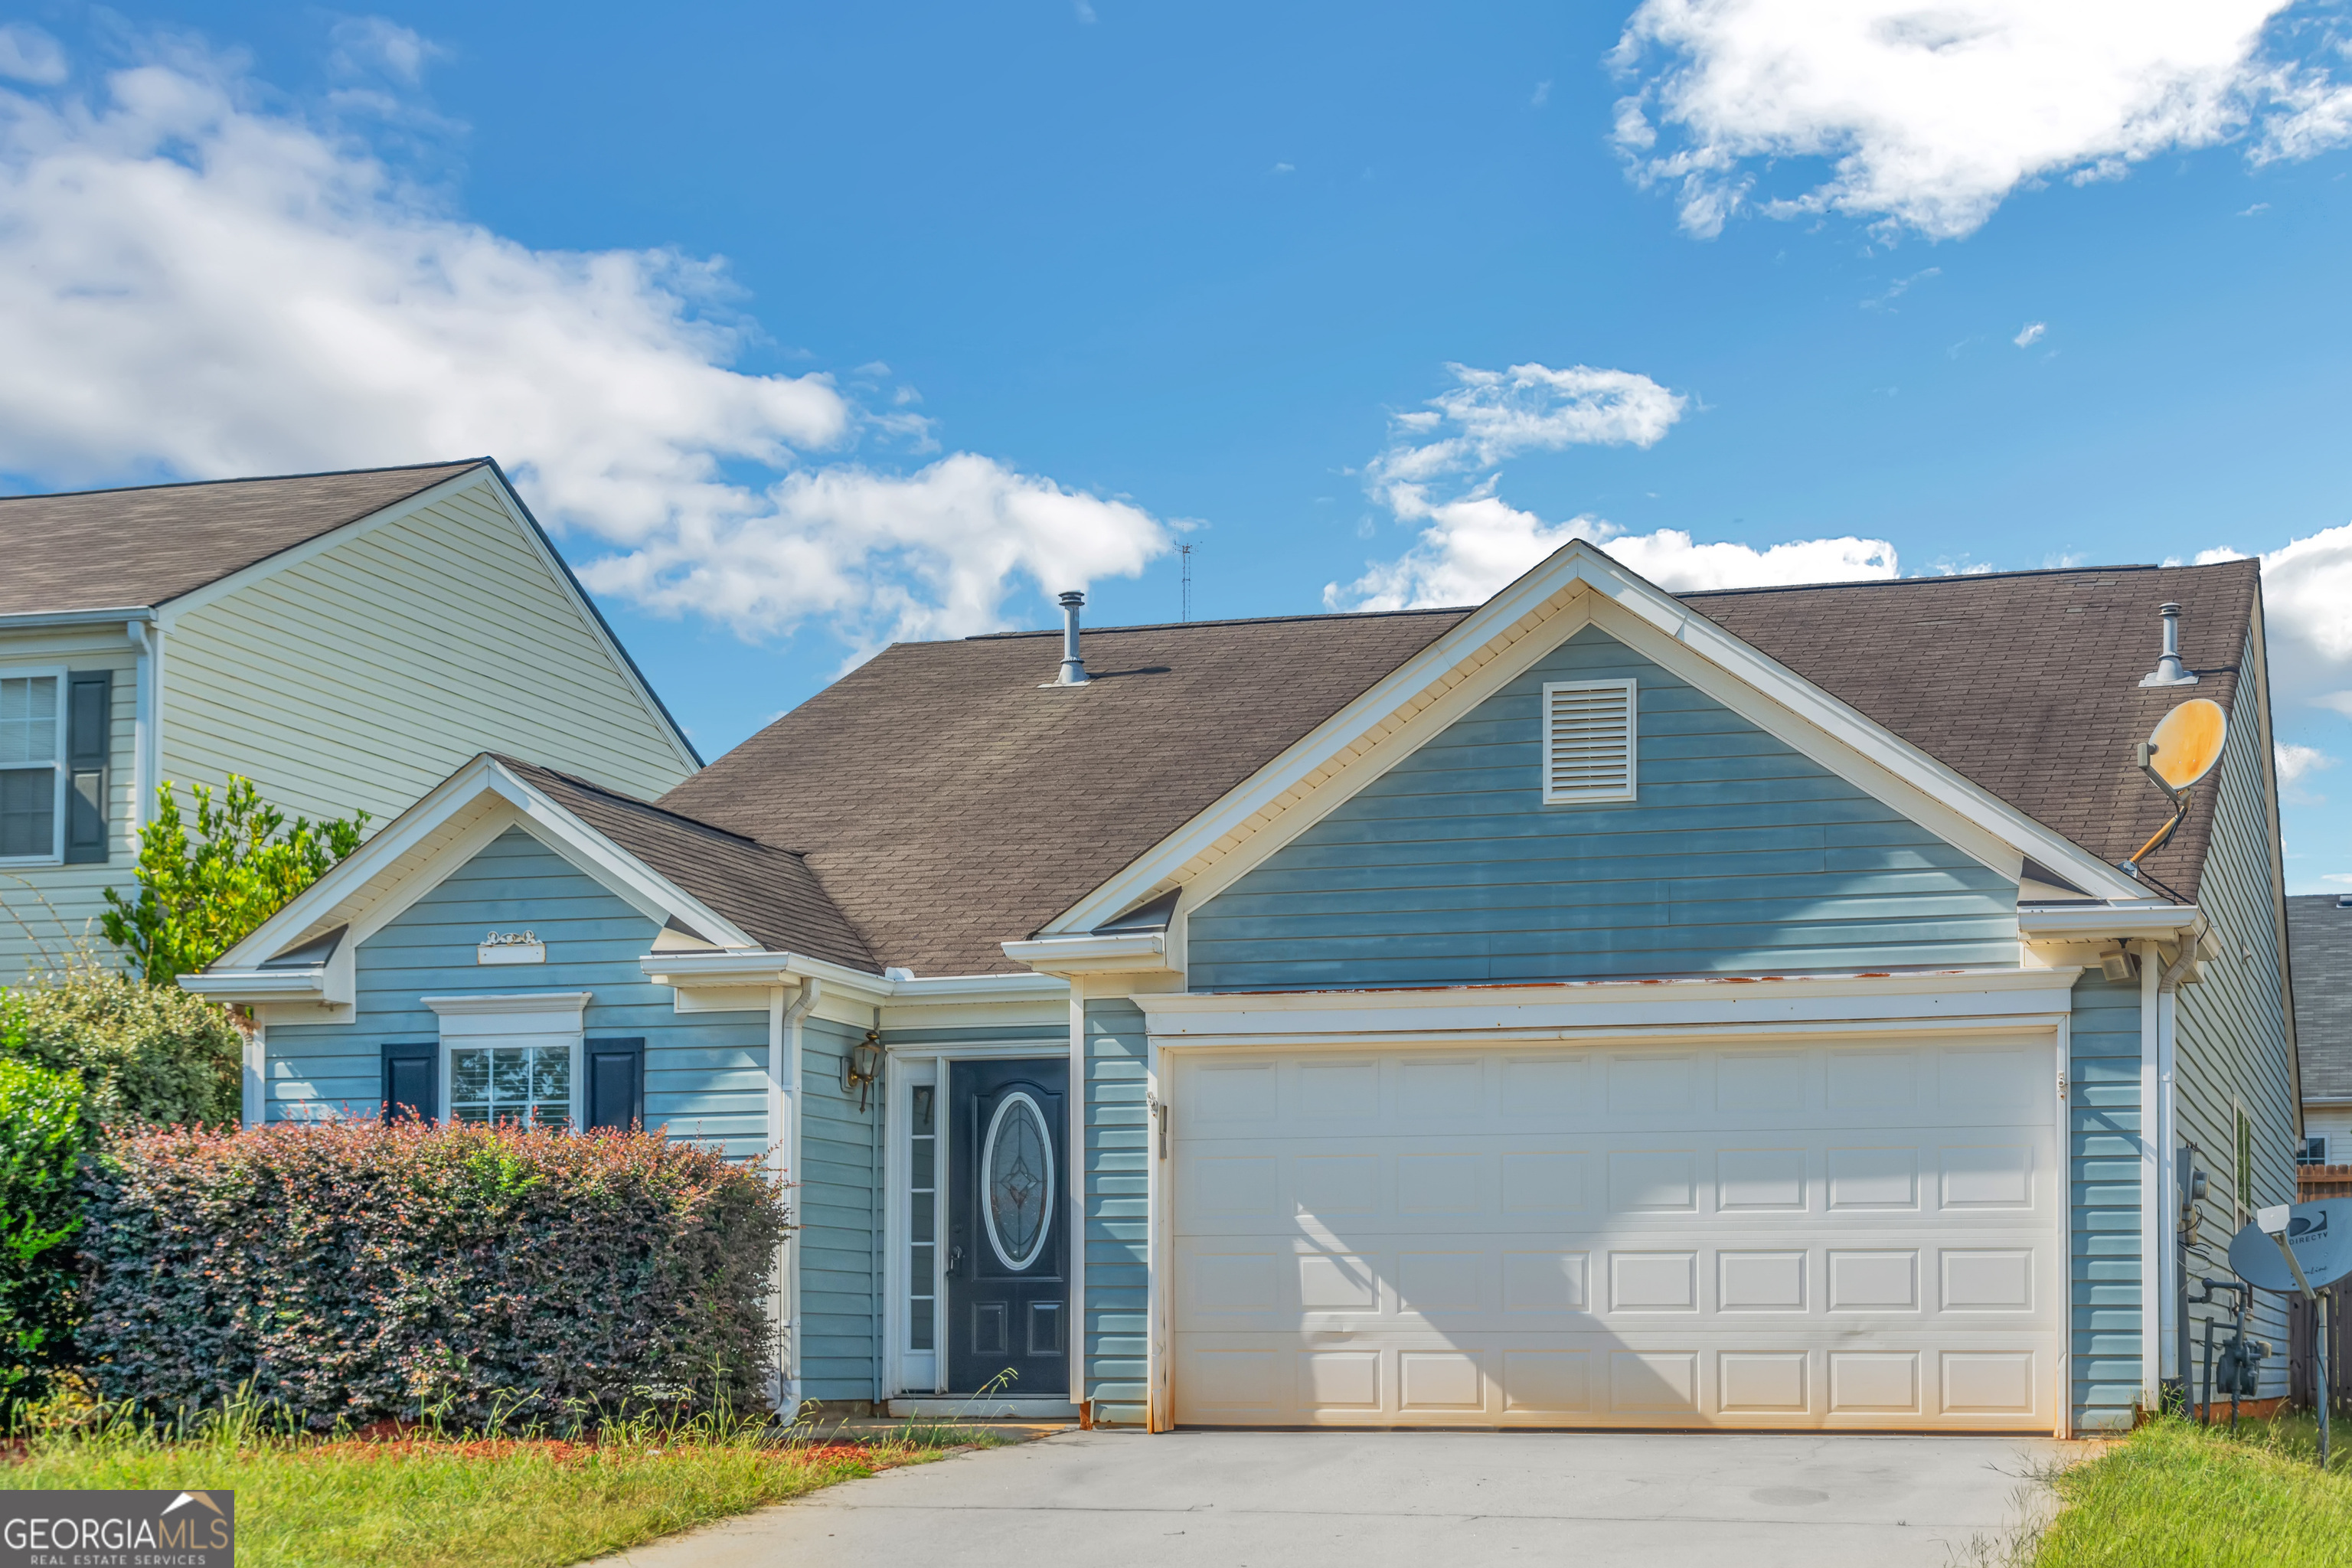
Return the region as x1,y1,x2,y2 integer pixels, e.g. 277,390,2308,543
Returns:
207,756,756,977
210,754,512,971
889,972,1072,1007
2017,905,2203,940
179,967,326,1004
1000,932,1171,974
152,465,498,629
1140,967,2084,1040
641,949,893,1002
1050,543,2140,933
0,607,155,631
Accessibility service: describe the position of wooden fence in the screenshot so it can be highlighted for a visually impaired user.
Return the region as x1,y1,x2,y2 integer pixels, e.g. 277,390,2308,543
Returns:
2301,1163,2352,1201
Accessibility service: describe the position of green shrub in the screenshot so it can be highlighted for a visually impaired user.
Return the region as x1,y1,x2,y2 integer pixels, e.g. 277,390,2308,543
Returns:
77,1120,791,1430
0,959,243,1127
1,1058,92,1419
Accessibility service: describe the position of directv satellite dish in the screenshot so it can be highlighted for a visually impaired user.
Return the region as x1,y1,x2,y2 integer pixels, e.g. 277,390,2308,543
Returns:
2229,1203,2352,1294
2122,697,2230,877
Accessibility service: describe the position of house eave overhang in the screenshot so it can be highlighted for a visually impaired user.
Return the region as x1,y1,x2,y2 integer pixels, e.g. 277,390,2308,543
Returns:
0,606,157,632
2017,904,2204,942
639,949,1069,1006
181,966,326,1005
1000,931,1174,976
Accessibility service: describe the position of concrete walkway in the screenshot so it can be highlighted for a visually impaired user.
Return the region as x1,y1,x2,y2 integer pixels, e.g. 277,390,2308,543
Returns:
601,1429,2074,1568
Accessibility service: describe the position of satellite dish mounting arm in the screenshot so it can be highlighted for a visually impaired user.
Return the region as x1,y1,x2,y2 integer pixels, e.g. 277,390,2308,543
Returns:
2122,740,2192,876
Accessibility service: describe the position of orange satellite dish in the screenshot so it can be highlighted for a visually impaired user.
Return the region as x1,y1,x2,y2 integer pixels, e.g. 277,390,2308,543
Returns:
2144,698,2228,794
2122,697,2230,877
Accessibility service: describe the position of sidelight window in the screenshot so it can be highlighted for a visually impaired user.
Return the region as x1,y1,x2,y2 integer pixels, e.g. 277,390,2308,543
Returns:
908,1083,938,1352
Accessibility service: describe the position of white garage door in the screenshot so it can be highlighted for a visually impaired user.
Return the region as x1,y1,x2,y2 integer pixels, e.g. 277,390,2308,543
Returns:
1171,1038,2061,1429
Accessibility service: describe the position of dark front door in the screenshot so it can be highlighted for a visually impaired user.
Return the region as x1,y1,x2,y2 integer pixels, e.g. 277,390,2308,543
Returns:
947,1057,1069,1396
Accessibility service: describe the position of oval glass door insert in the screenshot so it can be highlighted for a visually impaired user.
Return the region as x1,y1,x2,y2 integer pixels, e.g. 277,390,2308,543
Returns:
981,1090,1054,1271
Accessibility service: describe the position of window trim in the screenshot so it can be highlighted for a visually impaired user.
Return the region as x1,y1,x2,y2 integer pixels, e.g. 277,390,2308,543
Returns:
1540,677,1639,806
423,992,591,1130
2301,1134,2331,1167
0,664,69,866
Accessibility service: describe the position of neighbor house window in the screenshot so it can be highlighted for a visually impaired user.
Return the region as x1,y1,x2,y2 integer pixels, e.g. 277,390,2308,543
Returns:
449,1042,573,1130
0,672,63,861
2301,1135,2331,1167
1540,678,1638,805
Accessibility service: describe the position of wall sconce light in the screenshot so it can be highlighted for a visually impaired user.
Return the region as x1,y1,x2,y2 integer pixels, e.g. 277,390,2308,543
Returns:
844,1030,883,1112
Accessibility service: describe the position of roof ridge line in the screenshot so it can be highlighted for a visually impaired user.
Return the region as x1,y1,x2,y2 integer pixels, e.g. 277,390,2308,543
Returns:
964,604,1476,642
0,457,492,506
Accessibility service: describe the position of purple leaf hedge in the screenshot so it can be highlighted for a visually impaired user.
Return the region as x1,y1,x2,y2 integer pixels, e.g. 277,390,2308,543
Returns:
77,1120,789,1430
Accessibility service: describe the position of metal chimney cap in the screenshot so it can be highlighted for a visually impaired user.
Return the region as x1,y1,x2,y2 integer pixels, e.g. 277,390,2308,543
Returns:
1058,590,1086,608
2138,599,2199,688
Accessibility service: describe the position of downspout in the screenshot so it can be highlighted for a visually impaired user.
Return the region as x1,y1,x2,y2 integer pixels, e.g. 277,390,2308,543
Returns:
2138,940,2162,1414
2154,932,2203,1406
775,978,821,1417
124,617,161,831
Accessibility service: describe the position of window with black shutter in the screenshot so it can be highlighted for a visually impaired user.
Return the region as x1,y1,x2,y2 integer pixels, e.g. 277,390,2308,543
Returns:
64,671,109,864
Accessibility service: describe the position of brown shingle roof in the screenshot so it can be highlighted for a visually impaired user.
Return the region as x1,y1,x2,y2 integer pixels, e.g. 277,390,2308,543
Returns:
2288,893,2352,1102
500,758,874,971
0,460,488,616
662,558,2264,978
1685,558,2261,906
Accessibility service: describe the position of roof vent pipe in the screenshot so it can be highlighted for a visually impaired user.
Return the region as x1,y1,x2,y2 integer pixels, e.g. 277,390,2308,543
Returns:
1056,590,1090,686
2138,601,2199,688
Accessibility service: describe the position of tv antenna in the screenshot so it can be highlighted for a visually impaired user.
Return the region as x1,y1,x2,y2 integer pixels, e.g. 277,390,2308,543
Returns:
1179,544,1193,622
2120,697,2227,878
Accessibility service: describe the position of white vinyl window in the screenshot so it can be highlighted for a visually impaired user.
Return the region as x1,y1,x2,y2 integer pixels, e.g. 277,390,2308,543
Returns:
1540,678,1638,805
0,671,65,863
449,1041,575,1129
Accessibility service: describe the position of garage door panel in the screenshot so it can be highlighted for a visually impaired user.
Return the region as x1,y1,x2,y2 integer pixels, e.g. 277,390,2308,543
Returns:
1172,1040,2058,1429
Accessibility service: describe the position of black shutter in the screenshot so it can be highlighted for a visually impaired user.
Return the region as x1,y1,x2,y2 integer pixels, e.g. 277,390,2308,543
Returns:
584,1037,645,1132
382,1042,437,1123
63,671,109,864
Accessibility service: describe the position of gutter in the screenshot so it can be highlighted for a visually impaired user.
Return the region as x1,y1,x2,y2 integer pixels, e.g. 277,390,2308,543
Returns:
999,930,1173,975
2019,904,2203,941
0,606,155,631
181,965,328,1005
640,949,1068,1005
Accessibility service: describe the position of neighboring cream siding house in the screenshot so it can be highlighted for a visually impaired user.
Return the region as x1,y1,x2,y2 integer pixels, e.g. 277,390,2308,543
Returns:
0,460,697,978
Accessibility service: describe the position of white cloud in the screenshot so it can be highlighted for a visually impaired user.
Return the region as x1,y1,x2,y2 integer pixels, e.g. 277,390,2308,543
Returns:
1367,361,1687,518
2014,322,2047,347
1612,1,2352,240
1331,361,1896,610
0,34,1168,652
1532,80,1553,107
0,24,66,85
580,454,1168,649
2217,523,2352,718
1326,489,1899,609
2276,743,2333,789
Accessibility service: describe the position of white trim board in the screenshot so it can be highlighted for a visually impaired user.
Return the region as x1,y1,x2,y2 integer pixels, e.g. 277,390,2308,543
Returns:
1040,541,2148,942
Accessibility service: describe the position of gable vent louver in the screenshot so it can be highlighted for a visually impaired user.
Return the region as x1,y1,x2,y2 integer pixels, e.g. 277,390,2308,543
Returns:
1540,678,1637,805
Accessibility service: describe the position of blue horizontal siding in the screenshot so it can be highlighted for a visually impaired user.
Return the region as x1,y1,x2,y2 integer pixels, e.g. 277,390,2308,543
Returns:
1085,998,1148,1423
798,1015,880,1402
264,826,769,1158
2072,971,2142,1433
1188,626,2018,990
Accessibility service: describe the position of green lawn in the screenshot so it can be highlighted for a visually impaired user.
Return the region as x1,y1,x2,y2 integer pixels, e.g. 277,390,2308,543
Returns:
2,1416,978,1568
2029,1415,2352,1568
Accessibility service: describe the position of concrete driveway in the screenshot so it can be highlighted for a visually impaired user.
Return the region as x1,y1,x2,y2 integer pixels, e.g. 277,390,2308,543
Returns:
603,1429,2071,1568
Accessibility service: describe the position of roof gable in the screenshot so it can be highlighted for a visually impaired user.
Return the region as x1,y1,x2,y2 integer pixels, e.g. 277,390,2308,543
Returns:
669,549,2261,977
204,756,871,989
0,460,488,616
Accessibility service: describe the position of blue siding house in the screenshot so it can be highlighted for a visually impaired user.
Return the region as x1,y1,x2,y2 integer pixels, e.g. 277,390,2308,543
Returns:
191,542,2296,1435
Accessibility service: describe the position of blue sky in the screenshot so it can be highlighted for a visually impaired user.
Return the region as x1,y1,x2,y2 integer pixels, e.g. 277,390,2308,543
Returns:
4,3,2352,884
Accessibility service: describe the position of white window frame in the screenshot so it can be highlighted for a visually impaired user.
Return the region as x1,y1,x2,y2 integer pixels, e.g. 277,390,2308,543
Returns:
422,992,591,1130
1540,677,1638,806
0,664,69,866
2301,1134,2330,1167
